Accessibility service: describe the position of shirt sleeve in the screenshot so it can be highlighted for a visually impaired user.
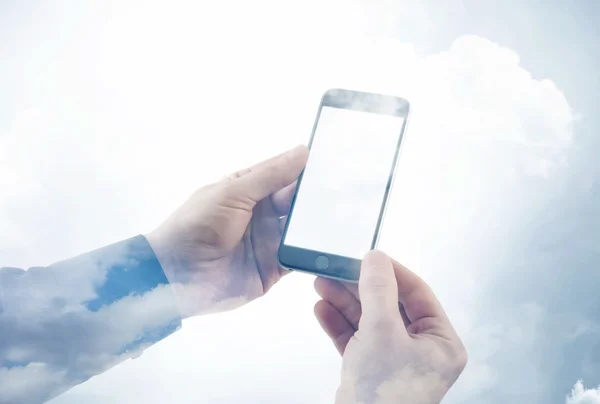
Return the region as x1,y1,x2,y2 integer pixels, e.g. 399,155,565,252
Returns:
0,235,182,404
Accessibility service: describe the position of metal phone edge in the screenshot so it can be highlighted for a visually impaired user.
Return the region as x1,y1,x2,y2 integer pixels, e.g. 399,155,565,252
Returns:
373,105,412,248
279,264,359,284
278,90,411,280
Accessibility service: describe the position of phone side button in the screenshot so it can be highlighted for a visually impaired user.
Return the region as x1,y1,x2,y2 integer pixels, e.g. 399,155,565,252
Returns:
315,255,330,270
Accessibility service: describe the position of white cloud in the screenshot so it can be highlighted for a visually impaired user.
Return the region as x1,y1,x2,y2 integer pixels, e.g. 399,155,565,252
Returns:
0,1,577,403
0,363,69,404
446,302,547,401
567,381,600,404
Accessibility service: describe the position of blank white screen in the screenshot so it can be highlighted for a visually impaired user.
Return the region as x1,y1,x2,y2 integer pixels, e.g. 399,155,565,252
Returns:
284,106,405,259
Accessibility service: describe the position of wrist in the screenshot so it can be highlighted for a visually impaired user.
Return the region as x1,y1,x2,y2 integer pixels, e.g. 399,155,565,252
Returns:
144,229,192,318
145,228,177,284
144,230,219,320
334,378,445,404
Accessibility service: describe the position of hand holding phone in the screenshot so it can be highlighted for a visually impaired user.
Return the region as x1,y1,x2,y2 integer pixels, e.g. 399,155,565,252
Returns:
278,89,410,281
314,251,468,404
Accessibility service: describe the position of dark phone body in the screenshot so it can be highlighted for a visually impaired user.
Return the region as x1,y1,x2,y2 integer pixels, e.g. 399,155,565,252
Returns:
278,88,410,282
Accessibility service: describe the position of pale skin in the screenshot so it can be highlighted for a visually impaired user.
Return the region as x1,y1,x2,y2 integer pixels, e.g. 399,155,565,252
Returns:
146,145,310,318
146,145,467,403
314,251,468,404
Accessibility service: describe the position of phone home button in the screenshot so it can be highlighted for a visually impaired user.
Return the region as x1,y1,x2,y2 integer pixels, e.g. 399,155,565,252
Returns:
315,255,329,270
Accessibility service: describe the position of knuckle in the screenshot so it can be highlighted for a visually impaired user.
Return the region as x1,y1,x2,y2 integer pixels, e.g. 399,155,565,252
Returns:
443,342,468,376
197,182,225,200
214,182,238,201
455,345,469,371
220,188,236,203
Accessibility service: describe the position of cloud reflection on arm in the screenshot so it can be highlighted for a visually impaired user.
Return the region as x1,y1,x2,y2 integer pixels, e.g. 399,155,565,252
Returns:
0,235,181,404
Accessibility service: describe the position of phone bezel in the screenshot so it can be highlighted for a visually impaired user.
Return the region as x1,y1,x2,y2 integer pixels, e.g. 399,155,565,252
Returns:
277,88,411,282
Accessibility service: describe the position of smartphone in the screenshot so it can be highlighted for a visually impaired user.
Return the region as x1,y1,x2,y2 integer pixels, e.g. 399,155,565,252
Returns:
278,88,410,282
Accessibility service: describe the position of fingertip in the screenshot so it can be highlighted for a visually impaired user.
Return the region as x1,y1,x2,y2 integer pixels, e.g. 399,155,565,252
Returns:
281,145,309,181
236,146,308,202
290,144,309,160
362,249,392,266
313,275,321,290
314,276,333,298
313,298,328,317
360,250,395,284
313,299,336,327
282,144,309,170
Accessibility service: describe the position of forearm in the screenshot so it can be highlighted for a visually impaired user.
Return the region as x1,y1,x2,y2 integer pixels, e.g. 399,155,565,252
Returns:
0,236,182,404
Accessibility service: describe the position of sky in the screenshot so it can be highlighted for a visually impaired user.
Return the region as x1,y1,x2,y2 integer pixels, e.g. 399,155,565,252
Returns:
0,0,599,403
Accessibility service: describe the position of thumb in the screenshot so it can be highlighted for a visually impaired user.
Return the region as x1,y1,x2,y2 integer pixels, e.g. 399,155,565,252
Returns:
234,145,309,202
358,250,400,328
